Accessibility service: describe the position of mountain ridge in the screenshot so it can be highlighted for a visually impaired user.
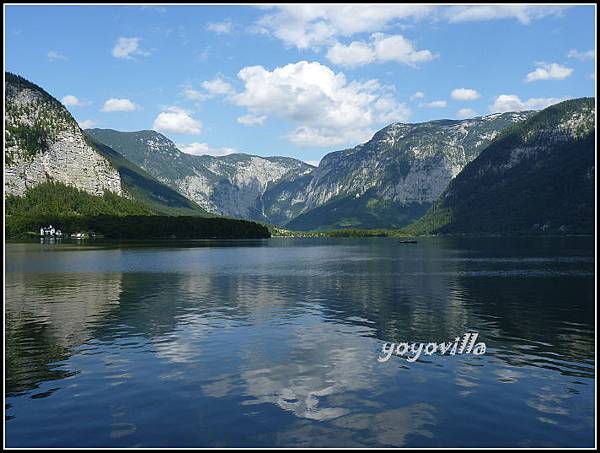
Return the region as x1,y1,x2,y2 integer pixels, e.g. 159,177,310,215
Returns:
85,128,315,221
409,97,595,235
88,110,534,230
5,72,122,197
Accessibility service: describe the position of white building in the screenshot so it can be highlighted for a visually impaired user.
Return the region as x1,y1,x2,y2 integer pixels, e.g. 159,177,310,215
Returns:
40,225,62,237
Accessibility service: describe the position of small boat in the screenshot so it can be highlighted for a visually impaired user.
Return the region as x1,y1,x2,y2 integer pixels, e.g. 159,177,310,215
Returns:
398,240,418,244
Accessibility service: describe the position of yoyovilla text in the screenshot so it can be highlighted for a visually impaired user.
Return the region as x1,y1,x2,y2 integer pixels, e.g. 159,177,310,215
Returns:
378,332,486,363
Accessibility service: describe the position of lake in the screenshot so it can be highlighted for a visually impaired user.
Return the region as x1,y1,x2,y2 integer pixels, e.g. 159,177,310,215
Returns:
4,237,596,447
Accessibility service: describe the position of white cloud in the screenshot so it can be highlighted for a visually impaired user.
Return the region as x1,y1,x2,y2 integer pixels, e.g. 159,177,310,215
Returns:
47,50,68,61
326,41,375,67
256,5,566,51
153,107,203,135
112,37,149,60
201,78,235,97
525,62,573,82
237,114,267,127
410,91,425,100
78,119,97,129
220,60,410,147
101,98,137,112
257,5,434,50
567,49,595,60
451,88,480,101
61,95,82,106
206,20,233,34
490,94,564,113
183,78,235,102
177,142,236,157
419,100,447,108
444,5,567,24
327,33,435,68
456,108,477,119
372,33,435,66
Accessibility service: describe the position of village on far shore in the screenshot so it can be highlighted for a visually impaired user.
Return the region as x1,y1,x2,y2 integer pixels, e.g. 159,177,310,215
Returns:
39,224,93,240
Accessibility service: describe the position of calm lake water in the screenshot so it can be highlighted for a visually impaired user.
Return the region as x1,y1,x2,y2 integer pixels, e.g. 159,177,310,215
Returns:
5,237,596,447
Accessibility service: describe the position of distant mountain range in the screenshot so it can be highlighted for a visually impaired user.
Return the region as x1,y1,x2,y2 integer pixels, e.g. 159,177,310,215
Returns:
4,72,596,235
87,111,532,229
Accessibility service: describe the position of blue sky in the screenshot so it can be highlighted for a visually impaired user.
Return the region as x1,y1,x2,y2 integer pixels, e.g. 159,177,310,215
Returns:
5,4,596,164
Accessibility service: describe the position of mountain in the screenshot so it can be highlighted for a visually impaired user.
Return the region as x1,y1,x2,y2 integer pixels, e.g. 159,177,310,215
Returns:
5,72,122,197
409,98,595,235
87,112,531,229
4,72,208,217
84,128,315,221
285,111,533,230
87,138,209,216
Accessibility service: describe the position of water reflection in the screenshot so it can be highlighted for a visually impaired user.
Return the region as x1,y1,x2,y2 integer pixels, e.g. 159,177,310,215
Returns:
5,273,123,396
4,237,595,447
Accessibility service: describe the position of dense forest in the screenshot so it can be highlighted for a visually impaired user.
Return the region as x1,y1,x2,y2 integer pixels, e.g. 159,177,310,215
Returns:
5,182,270,239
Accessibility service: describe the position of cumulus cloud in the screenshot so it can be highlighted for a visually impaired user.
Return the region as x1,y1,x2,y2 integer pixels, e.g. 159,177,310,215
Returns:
206,20,233,34
78,119,97,129
419,100,447,108
410,91,425,100
451,88,480,101
525,62,573,82
237,114,267,127
101,98,137,112
177,142,236,157
153,107,203,135
112,37,150,60
490,94,564,113
567,49,595,60
183,78,235,102
327,33,435,67
201,78,235,97
216,60,410,147
47,50,68,61
326,41,375,67
456,108,477,119
256,5,434,50
256,5,566,52
61,95,83,106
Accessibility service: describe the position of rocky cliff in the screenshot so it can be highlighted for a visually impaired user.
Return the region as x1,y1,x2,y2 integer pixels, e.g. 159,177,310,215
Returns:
286,112,533,230
4,73,122,197
85,128,315,221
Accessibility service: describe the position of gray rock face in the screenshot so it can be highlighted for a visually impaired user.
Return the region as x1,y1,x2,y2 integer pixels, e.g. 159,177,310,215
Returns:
85,128,315,221
302,112,533,212
4,73,121,197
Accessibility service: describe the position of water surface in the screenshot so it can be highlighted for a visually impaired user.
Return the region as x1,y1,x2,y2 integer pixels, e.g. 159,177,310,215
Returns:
5,237,595,447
